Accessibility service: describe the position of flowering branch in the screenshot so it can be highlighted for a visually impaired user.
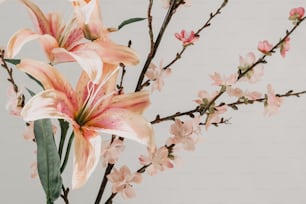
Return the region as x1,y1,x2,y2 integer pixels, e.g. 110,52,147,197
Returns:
0,50,20,93
147,0,154,54
238,16,306,80
135,0,185,91
163,0,229,70
151,89,306,124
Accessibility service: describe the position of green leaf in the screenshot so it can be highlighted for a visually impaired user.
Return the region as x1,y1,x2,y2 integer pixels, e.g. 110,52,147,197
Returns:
118,17,146,30
26,73,44,89
34,119,62,203
4,58,21,65
26,88,36,97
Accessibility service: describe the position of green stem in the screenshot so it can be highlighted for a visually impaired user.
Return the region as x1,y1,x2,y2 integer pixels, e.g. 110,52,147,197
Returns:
60,132,74,173
58,119,69,159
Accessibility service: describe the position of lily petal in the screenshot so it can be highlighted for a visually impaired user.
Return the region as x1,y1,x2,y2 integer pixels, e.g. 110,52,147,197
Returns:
7,29,57,58
21,89,75,122
72,128,101,189
110,91,151,114
52,47,103,84
93,40,139,66
91,108,154,148
17,59,74,94
20,0,51,34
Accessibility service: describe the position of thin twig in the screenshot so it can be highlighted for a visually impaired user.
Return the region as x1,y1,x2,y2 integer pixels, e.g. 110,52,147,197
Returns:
162,0,229,70
0,50,20,93
60,185,70,204
151,89,306,124
135,0,185,92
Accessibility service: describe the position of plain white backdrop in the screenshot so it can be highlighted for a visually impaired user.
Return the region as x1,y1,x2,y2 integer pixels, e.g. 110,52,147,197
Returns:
0,0,306,203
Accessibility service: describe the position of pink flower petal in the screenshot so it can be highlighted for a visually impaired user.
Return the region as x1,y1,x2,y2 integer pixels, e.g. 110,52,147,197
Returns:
72,129,101,189
6,29,57,58
92,108,154,148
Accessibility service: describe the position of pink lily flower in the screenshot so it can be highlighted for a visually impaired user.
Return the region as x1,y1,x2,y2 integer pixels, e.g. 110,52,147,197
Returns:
7,0,104,83
17,59,154,189
70,0,139,66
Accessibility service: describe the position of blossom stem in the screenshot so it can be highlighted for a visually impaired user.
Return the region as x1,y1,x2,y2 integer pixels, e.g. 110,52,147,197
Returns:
94,163,115,204
60,185,70,204
135,0,184,92
151,90,306,124
163,0,229,70
238,16,306,80
0,49,20,93
104,193,117,204
147,0,154,54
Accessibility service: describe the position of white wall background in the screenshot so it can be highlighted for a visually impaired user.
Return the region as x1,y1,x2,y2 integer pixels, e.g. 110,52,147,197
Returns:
0,0,306,203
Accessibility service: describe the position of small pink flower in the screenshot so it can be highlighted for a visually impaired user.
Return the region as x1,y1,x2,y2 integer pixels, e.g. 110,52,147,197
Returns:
210,72,238,87
6,86,24,117
289,7,305,24
194,90,218,105
258,40,273,55
107,166,142,199
238,52,264,83
280,37,290,58
146,61,171,92
167,116,202,151
101,139,125,167
205,105,227,130
23,122,35,141
175,30,199,46
139,146,173,175
30,161,38,179
227,87,262,100
264,84,283,116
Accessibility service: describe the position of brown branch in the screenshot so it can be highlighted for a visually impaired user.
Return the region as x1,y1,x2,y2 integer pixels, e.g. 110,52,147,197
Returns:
238,17,306,80
162,0,229,71
0,49,20,93
60,185,70,204
151,89,306,124
148,0,154,54
135,0,185,92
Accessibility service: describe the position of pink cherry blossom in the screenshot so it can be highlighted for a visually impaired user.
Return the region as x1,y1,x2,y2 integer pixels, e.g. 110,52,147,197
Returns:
289,7,305,24
280,37,290,58
257,40,273,55
238,52,264,83
107,165,142,199
194,90,218,105
23,122,35,141
101,138,125,167
167,116,202,151
139,146,173,175
205,105,227,130
30,161,38,179
6,86,24,117
175,30,199,46
227,87,262,100
210,72,238,87
264,84,283,116
145,61,171,92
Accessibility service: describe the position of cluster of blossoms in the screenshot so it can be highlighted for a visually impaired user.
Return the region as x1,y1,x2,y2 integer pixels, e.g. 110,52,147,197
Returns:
1,0,306,203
